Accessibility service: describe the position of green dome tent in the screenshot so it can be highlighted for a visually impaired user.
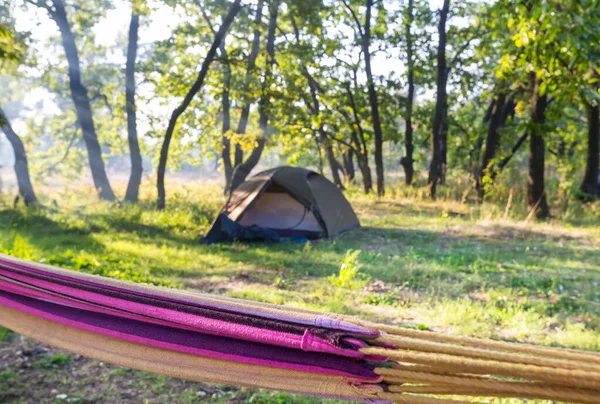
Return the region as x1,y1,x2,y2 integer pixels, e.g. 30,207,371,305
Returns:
204,166,360,242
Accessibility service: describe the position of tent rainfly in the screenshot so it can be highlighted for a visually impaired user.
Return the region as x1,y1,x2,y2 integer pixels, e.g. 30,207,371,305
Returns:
204,166,360,242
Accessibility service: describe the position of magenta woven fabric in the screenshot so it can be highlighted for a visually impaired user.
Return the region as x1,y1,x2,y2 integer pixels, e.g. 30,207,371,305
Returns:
0,290,378,379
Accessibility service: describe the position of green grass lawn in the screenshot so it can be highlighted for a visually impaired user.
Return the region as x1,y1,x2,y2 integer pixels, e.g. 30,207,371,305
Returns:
1,183,600,403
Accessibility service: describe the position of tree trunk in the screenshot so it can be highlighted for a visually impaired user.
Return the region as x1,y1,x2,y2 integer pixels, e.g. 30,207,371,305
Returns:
580,100,599,198
357,155,373,193
476,93,517,196
527,74,550,218
440,101,448,184
157,0,242,209
401,0,415,186
291,17,343,189
219,42,233,193
124,11,142,203
344,85,372,193
0,108,37,205
232,0,264,169
427,0,450,199
476,93,506,200
363,0,385,196
324,141,344,189
314,133,324,174
230,0,278,192
50,0,115,201
343,149,356,182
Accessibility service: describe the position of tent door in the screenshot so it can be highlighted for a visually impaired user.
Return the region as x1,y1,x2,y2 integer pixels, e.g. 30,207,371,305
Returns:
237,187,322,234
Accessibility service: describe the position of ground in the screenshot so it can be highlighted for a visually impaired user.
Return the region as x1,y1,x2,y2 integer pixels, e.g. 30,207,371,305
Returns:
1,182,600,403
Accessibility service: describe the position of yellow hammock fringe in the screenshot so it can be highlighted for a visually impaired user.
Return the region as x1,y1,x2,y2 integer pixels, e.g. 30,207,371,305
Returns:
346,319,600,403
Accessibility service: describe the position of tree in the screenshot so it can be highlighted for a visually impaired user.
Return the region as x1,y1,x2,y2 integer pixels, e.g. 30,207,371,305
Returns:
289,16,345,190
28,0,116,201
342,0,385,196
580,89,599,198
400,0,415,186
344,80,373,193
201,6,235,193
427,0,450,199
0,107,37,205
527,73,550,218
157,0,242,210
124,1,143,203
475,87,516,200
229,0,279,192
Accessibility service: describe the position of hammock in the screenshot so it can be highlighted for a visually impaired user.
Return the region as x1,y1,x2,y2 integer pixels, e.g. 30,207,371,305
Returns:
1,253,599,404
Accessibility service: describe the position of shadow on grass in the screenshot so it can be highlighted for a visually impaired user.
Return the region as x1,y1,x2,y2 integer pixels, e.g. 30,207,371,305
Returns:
0,208,103,252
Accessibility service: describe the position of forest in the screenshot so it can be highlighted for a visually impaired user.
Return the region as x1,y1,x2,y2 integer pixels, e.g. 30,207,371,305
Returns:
0,0,598,217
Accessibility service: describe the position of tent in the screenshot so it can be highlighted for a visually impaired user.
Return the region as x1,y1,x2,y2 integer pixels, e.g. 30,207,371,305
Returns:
204,166,360,242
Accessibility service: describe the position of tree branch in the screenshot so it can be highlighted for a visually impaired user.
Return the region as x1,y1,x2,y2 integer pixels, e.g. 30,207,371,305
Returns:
341,0,364,37
24,0,55,15
448,30,484,70
47,128,79,172
324,129,360,156
90,93,113,117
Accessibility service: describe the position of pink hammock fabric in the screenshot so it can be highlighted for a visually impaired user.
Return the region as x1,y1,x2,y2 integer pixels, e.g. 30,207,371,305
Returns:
0,254,389,402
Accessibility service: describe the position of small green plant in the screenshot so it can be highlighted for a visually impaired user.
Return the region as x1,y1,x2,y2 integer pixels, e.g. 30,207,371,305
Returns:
39,353,73,369
329,249,370,290
1,233,34,259
0,326,13,341
362,293,397,306
0,368,18,382
273,276,289,289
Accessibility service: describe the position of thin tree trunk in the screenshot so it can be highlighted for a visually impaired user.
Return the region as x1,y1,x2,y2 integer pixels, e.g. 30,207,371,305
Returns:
202,9,234,193
343,149,356,182
124,11,142,203
476,93,517,200
234,144,243,167
290,18,344,190
440,101,448,183
580,99,599,198
476,93,506,200
157,0,242,209
314,132,324,174
427,0,450,199
344,85,372,193
324,141,344,189
363,0,385,196
0,108,37,205
527,74,550,218
498,131,528,171
50,0,115,201
401,0,415,186
232,0,264,172
221,52,233,192
229,0,279,192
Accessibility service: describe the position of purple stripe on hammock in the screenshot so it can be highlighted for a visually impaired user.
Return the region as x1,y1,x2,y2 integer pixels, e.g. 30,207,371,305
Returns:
0,265,308,335
0,278,246,337
0,258,377,337
0,277,387,365
0,268,361,358
0,291,378,380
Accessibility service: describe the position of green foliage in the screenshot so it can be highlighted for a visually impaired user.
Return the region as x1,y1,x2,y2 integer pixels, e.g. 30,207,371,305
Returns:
39,353,73,369
0,326,14,341
328,249,370,289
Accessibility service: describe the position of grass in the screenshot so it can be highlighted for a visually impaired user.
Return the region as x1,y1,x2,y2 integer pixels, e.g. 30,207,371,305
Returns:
1,180,600,403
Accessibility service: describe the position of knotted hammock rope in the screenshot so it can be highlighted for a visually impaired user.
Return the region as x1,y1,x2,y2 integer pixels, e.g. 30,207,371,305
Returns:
1,253,599,403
